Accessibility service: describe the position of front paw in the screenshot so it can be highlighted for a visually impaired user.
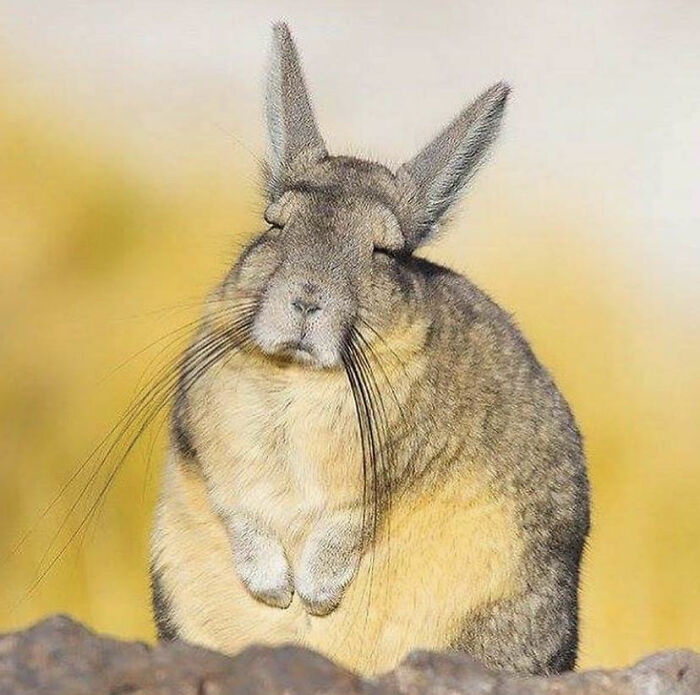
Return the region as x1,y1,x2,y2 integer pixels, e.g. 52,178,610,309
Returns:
227,517,295,609
295,516,362,616
296,559,357,616
237,550,294,608
247,574,294,608
296,578,344,616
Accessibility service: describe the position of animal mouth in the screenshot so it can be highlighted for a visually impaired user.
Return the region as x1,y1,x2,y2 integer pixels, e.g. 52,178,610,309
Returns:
275,339,315,363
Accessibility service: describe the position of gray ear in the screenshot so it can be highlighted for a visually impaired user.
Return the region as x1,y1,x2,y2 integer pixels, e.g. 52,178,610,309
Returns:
397,82,510,248
266,23,326,197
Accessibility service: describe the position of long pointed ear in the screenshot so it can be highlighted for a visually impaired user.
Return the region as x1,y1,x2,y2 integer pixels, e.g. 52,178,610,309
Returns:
265,23,326,199
397,82,510,249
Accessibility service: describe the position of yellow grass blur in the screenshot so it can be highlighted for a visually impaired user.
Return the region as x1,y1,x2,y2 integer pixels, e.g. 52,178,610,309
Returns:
1,81,698,670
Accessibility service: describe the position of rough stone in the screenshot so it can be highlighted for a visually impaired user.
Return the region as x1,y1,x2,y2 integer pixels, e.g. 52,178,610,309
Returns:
0,615,697,695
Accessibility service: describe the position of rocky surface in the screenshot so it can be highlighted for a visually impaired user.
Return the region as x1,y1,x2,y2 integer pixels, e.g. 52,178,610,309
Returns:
0,616,698,694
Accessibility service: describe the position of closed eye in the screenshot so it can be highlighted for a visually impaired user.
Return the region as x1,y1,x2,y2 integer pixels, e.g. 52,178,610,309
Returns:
263,208,283,231
265,223,284,238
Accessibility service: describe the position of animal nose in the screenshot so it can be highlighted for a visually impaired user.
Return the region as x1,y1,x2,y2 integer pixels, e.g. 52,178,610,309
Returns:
291,297,321,316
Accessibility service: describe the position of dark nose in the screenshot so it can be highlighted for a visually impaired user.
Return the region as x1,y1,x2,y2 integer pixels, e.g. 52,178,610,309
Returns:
291,297,321,316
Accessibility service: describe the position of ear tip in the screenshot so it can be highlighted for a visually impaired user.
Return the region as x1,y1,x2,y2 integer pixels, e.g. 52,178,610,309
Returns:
489,80,512,102
271,21,292,43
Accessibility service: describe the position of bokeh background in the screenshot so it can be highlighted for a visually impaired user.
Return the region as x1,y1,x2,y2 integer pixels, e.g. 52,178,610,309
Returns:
1,0,698,669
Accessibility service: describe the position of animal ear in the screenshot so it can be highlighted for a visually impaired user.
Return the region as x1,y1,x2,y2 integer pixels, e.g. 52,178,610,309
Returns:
266,23,327,198
397,82,510,249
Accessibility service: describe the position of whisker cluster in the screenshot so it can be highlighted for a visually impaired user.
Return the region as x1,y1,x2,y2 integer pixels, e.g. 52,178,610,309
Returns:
341,320,407,608
13,296,258,600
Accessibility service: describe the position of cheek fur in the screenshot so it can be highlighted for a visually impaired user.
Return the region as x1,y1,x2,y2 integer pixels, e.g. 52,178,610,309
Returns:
231,241,282,296
357,256,404,326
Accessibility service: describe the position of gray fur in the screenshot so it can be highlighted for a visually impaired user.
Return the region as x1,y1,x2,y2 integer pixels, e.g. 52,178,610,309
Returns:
152,23,590,676
397,81,509,248
266,22,327,197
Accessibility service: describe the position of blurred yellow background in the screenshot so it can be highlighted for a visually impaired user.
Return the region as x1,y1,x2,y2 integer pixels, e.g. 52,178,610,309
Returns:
1,0,698,671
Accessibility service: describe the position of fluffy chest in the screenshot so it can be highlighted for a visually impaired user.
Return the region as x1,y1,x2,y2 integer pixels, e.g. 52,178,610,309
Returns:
190,356,363,534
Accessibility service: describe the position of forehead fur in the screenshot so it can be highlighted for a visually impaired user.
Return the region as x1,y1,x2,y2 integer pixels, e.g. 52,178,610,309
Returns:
267,153,420,241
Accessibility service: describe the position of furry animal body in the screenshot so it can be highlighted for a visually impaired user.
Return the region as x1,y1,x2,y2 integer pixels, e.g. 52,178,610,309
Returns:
150,23,590,677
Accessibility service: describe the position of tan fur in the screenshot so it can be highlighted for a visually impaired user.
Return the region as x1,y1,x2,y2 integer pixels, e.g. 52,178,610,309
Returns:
154,451,522,676
152,316,523,675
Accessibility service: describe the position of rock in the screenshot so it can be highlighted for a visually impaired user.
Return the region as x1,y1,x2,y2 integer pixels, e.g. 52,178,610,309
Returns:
0,615,698,695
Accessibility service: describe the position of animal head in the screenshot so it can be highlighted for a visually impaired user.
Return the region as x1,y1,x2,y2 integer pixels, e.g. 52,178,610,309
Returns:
224,22,509,368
